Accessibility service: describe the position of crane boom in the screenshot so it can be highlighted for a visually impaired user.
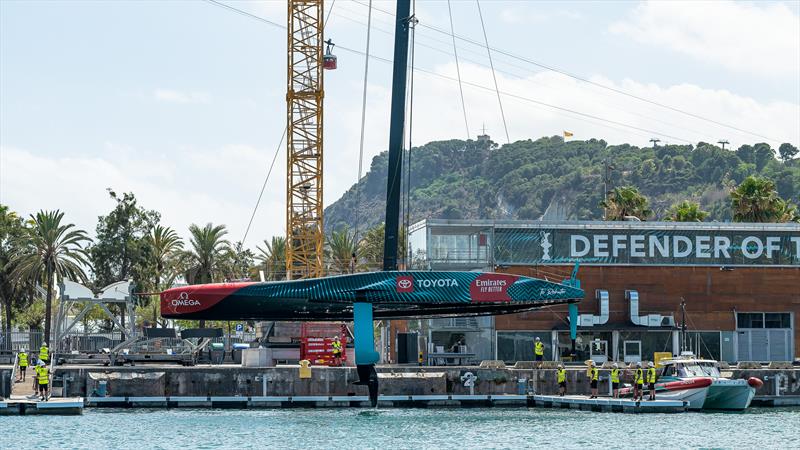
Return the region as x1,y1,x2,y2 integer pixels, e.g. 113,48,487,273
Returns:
286,0,324,279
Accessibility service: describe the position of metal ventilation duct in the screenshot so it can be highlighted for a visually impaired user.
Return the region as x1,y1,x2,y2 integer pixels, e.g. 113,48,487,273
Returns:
626,290,675,327
578,289,609,327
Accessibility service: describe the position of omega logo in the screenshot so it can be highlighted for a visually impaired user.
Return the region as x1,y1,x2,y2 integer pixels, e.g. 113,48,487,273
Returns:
171,291,200,307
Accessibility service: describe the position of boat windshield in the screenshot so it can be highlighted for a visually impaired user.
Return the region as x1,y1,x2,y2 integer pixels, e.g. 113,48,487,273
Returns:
675,362,720,378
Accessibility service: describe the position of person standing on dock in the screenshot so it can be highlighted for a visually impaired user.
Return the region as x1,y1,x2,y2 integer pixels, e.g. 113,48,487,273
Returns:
633,362,644,401
39,342,49,365
610,363,620,398
331,336,343,366
647,362,657,401
557,364,567,396
587,361,599,398
534,337,544,366
35,361,50,401
17,349,28,382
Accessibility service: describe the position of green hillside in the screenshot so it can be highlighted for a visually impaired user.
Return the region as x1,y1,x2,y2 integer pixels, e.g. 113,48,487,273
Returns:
324,137,800,231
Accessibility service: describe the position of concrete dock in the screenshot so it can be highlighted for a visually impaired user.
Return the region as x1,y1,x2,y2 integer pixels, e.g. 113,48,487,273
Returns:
530,395,687,413
0,396,84,415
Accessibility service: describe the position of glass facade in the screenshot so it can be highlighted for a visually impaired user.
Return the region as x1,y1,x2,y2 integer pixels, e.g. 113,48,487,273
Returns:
496,331,551,362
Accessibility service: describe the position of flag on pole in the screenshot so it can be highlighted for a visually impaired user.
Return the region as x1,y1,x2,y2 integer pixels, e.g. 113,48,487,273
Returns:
563,131,574,138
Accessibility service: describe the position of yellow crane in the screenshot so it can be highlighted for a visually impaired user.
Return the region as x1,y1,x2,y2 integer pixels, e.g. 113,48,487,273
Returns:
286,0,336,279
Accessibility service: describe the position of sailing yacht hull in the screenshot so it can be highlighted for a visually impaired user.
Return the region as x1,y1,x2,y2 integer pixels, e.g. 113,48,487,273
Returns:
704,380,756,410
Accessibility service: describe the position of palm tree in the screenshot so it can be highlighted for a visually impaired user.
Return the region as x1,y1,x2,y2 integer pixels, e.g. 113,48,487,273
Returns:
185,223,229,327
730,176,789,223
144,225,183,325
11,210,91,342
326,228,358,274
600,186,653,221
256,236,286,280
185,223,229,284
664,201,709,222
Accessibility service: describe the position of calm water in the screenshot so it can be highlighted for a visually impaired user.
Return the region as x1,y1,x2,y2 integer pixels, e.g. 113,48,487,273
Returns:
5,408,799,449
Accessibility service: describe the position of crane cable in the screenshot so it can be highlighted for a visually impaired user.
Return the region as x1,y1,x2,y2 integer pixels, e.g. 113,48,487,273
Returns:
446,0,470,141
476,0,510,144
352,0,373,246
230,0,337,244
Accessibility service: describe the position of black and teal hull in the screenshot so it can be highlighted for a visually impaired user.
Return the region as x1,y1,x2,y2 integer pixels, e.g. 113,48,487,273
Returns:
161,271,583,321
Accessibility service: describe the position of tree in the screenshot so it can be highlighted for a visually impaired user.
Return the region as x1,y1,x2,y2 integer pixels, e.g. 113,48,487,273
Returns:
326,228,358,274
11,210,91,342
219,241,255,281
778,143,798,163
0,205,30,334
256,236,286,281
600,186,653,221
91,190,159,288
664,201,709,222
730,176,794,223
143,225,183,325
185,223,230,284
357,223,407,270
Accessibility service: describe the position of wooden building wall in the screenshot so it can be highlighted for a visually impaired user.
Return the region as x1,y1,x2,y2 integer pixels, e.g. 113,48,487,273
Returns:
496,266,800,356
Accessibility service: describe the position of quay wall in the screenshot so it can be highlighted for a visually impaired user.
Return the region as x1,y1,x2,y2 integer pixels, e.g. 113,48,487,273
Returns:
55,365,800,399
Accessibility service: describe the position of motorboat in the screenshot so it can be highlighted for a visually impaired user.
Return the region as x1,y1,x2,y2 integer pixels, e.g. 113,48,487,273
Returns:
618,375,712,410
658,353,762,411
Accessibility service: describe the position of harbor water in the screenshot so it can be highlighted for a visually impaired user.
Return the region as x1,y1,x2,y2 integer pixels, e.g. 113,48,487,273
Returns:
5,407,798,449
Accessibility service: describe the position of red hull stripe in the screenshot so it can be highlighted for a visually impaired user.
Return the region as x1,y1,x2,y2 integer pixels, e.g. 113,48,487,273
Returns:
161,283,253,316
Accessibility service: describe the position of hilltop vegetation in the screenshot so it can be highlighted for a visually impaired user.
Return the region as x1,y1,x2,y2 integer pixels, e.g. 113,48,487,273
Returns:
324,137,800,230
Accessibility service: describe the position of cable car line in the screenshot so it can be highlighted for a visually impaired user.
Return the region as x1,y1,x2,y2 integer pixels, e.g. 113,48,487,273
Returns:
476,0,510,144
446,0,470,141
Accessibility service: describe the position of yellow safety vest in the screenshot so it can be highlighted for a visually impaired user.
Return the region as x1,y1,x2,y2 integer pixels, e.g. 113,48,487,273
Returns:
39,345,49,361
647,367,657,383
591,367,598,381
18,353,28,367
534,342,544,356
332,341,342,352
557,369,566,383
36,366,49,385
635,368,644,385
610,368,619,383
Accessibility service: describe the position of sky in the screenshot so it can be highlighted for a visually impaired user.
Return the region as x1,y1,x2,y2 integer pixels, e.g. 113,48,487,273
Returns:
1,0,799,251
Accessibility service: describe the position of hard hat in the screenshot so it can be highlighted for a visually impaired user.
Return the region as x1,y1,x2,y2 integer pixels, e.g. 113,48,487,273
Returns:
334,336,340,340
38,360,46,366
613,363,619,369
648,362,654,368
635,362,641,367
535,337,541,341
558,363,564,369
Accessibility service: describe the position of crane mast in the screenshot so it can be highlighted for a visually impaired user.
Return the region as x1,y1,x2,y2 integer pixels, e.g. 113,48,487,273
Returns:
286,0,324,279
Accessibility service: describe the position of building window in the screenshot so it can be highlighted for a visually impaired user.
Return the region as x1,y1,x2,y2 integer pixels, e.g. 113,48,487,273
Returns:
737,312,791,329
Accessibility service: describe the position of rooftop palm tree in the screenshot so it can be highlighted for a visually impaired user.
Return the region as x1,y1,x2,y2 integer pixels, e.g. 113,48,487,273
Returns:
256,236,286,280
11,210,91,342
144,225,183,325
600,186,653,221
664,201,709,222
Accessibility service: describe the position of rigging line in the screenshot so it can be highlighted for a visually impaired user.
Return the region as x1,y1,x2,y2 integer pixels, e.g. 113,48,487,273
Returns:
404,0,417,267
351,0,779,144
205,0,694,144
446,0,470,140
353,0,373,247
242,129,286,244
475,0,510,144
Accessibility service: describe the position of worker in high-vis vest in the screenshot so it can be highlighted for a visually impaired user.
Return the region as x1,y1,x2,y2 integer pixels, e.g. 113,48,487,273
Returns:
534,337,544,363
633,362,644,401
556,364,567,396
17,349,29,382
610,363,621,398
331,336,342,366
587,360,599,399
647,361,658,400
35,361,50,401
39,342,49,364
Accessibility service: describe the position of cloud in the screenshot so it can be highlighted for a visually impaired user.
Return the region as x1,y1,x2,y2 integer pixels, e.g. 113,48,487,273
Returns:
610,1,800,78
154,89,211,104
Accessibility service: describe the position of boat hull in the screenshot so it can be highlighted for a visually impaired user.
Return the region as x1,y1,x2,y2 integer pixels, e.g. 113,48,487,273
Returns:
161,271,584,321
704,380,756,411
619,378,711,410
